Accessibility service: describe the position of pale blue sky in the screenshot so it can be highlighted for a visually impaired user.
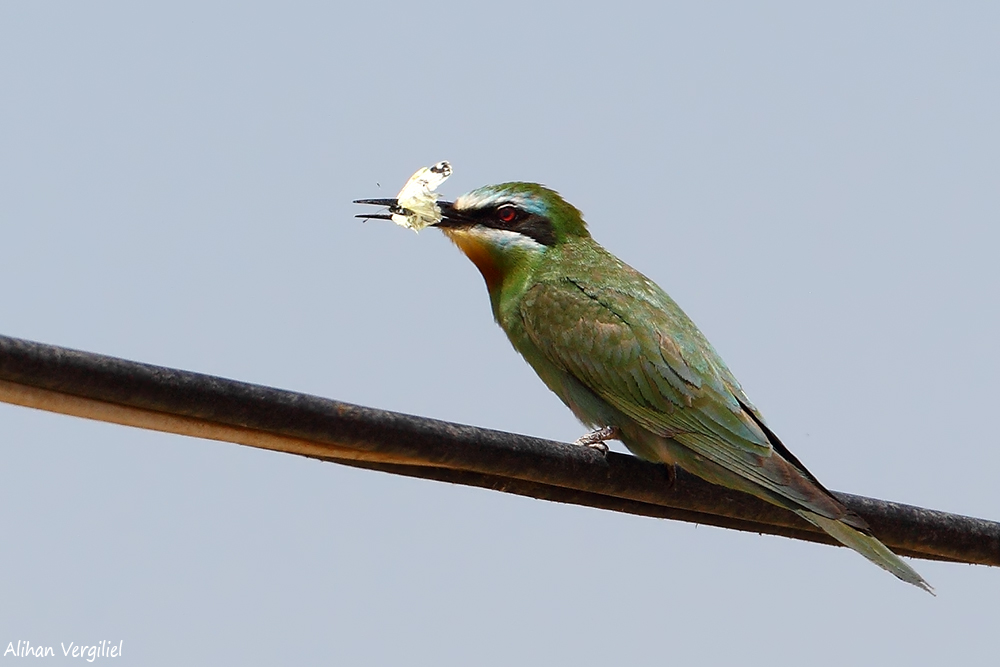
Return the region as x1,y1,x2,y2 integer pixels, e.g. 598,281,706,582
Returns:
1,2,998,664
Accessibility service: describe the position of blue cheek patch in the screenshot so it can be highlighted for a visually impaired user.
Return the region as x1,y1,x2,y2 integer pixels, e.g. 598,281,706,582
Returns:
457,186,550,217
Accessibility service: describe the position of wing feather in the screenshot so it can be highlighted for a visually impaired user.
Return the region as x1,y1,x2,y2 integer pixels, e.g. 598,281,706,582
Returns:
519,278,845,512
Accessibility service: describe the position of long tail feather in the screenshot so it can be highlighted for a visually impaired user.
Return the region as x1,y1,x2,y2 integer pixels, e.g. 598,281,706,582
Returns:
797,510,934,595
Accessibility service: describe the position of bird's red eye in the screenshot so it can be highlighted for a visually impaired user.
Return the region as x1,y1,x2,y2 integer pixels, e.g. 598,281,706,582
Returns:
497,206,517,223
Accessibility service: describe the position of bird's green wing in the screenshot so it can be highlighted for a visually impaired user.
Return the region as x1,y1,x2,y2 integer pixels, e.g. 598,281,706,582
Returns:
520,277,770,447
519,278,845,516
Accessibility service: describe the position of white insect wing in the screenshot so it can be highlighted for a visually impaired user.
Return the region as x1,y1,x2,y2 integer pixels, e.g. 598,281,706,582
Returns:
390,161,452,231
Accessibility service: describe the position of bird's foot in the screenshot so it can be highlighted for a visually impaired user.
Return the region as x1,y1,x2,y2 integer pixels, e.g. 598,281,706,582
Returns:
663,463,677,490
572,426,621,455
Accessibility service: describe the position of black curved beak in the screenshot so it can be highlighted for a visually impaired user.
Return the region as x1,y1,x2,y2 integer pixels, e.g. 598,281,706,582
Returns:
353,198,464,226
353,198,399,221
433,201,476,228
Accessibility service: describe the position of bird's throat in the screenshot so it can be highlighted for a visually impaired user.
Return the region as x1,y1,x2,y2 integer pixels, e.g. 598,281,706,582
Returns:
442,229,503,293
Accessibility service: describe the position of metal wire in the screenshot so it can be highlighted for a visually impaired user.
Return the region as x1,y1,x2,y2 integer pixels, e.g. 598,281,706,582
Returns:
1,334,996,566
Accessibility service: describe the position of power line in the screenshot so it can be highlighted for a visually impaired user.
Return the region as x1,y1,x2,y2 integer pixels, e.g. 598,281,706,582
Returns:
0,334,996,566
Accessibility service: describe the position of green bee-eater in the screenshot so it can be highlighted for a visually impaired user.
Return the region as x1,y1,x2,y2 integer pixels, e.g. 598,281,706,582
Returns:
357,181,932,593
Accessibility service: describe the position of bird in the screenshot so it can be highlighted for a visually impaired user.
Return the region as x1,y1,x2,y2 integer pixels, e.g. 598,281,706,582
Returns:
356,181,932,593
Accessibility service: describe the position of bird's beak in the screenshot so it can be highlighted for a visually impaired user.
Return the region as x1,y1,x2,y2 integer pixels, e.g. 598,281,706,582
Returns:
353,198,465,227
353,198,401,221
433,201,468,227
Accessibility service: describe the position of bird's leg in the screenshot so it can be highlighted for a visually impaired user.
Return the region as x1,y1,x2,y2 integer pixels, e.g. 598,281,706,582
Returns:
572,425,621,454
662,463,677,489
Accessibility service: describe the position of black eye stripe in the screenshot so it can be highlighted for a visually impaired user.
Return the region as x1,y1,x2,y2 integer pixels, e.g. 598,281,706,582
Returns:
443,203,557,246
491,207,556,246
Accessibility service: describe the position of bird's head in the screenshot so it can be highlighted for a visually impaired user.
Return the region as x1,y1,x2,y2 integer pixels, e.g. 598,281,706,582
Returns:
438,182,588,245
438,182,590,292
357,181,589,293
398,182,591,293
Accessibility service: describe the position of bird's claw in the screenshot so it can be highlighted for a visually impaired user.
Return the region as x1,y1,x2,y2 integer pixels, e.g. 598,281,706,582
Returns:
581,441,609,455
663,463,677,489
573,426,620,455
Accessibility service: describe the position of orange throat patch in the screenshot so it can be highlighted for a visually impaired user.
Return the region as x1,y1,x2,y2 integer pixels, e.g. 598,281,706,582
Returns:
442,229,502,292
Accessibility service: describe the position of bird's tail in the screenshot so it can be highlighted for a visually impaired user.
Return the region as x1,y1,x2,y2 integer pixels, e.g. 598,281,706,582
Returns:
796,509,934,595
